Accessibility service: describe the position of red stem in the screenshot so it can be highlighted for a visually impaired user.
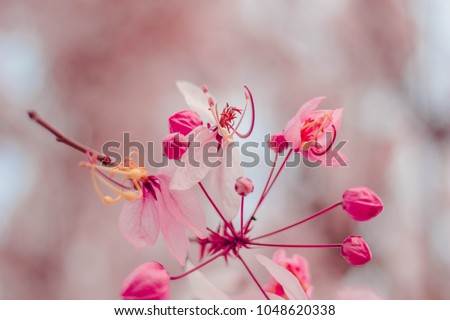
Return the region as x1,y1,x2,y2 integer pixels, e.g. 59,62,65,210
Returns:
198,182,237,236
170,251,225,280
236,254,270,300
251,202,342,241
245,149,293,231
240,196,245,238
249,242,342,249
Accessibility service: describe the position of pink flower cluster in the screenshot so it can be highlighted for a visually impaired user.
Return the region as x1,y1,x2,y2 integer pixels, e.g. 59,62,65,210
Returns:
115,83,383,300
31,82,383,300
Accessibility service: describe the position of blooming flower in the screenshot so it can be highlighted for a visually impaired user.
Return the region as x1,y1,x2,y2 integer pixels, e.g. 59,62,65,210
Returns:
284,97,346,166
340,235,372,265
168,81,255,220
264,249,313,299
342,187,383,221
81,154,206,266
121,262,170,300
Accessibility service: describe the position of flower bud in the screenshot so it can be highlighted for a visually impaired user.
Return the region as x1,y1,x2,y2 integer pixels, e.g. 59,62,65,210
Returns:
169,110,203,136
235,177,254,196
163,133,188,160
340,235,372,266
269,132,288,153
121,262,170,300
342,187,383,221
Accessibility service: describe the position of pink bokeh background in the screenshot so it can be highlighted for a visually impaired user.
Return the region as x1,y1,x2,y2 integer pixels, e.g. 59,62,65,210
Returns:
1,1,450,299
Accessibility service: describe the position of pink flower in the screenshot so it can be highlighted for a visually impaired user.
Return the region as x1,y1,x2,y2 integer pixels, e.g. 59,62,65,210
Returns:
121,262,170,300
264,250,313,299
169,81,255,220
235,177,254,196
284,97,346,167
119,174,207,266
342,187,383,221
340,235,372,266
162,133,188,160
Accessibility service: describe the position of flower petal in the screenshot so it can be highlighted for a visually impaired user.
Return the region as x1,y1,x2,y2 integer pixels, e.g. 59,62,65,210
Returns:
119,197,160,249
296,97,326,122
284,97,327,150
176,81,215,124
158,174,207,238
256,254,308,300
186,261,230,300
331,108,343,132
170,126,215,191
208,143,243,220
157,197,190,266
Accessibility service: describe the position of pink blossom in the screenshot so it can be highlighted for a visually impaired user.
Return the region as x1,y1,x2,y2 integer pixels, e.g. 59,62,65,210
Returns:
119,174,207,266
235,177,254,196
162,133,188,160
340,235,372,266
342,187,383,221
264,250,313,299
121,262,170,300
284,97,346,166
169,81,255,220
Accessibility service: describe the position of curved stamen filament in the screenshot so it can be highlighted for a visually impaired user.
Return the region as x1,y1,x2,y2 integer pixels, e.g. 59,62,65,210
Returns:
233,86,255,139
310,124,337,156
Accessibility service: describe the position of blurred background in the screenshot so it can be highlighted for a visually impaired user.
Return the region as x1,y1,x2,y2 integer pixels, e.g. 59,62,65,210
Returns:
1,0,450,299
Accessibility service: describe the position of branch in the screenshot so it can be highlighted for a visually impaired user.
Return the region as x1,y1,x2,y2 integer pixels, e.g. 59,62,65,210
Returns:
28,110,112,165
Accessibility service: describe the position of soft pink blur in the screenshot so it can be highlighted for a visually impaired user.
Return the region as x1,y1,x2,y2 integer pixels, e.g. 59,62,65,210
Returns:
1,1,450,299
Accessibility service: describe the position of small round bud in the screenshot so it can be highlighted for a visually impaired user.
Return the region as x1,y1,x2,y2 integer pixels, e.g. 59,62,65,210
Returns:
235,177,254,196
121,262,170,300
168,110,203,136
342,187,383,221
269,132,288,153
162,133,188,160
340,235,372,266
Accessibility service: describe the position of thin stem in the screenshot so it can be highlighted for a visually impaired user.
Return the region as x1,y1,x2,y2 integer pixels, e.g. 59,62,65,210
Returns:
261,152,278,197
245,149,293,231
28,111,112,165
249,242,342,249
261,148,293,199
240,196,245,238
236,254,270,300
251,202,342,241
198,182,237,236
170,251,225,280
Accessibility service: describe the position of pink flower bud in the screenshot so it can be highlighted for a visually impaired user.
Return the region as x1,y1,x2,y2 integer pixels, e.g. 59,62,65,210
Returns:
169,110,203,136
269,132,288,153
342,187,383,221
340,236,372,266
163,133,188,160
121,262,170,300
235,177,254,196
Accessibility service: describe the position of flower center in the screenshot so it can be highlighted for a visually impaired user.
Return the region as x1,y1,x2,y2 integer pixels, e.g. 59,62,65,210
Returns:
198,227,250,260
299,112,336,154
